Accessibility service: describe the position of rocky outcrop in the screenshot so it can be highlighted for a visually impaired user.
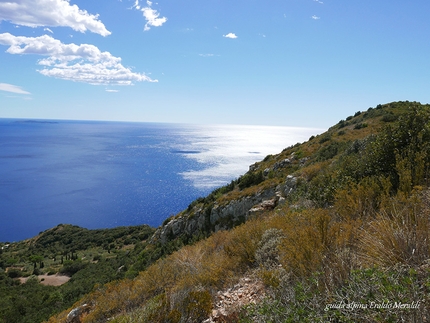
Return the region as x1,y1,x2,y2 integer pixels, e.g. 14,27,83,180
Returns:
284,174,297,195
154,187,275,244
66,304,89,323
273,158,292,170
153,173,299,245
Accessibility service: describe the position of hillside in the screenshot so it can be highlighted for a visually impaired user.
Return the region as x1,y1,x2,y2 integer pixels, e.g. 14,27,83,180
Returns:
0,225,155,323
1,101,430,323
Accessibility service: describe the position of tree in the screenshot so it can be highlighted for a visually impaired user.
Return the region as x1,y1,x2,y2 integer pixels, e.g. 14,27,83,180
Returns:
29,255,44,269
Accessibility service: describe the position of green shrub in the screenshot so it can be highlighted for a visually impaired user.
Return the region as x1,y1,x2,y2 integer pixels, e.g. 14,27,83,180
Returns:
255,229,283,269
315,141,341,161
354,122,368,130
59,259,87,276
382,113,397,122
319,134,331,143
7,269,22,279
238,171,264,190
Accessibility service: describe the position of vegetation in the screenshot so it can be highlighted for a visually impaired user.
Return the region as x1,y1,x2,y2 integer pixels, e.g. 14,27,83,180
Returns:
0,224,154,323
1,101,429,323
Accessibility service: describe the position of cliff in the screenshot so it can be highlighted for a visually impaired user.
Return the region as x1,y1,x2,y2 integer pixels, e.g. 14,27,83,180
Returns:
153,168,298,244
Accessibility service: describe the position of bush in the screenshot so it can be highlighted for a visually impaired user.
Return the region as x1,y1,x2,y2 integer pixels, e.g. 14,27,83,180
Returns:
337,120,348,129
182,290,212,322
238,171,264,190
223,220,266,268
59,260,87,276
278,209,332,277
354,122,368,130
315,141,343,161
319,134,331,143
7,269,22,278
382,113,397,122
255,229,284,269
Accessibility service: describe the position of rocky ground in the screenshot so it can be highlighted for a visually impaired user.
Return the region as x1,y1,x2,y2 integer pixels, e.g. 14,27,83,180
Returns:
204,275,266,322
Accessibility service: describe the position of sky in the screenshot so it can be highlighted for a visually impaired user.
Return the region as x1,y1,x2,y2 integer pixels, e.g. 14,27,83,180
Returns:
1,0,430,128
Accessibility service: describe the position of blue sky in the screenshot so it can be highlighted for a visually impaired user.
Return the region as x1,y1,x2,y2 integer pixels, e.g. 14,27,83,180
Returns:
1,0,430,128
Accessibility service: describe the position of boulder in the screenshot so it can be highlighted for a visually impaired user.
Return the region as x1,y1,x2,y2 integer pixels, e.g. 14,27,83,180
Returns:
66,304,89,323
284,175,297,196
273,158,291,170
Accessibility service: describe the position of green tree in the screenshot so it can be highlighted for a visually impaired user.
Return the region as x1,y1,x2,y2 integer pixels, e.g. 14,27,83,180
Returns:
29,255,44,269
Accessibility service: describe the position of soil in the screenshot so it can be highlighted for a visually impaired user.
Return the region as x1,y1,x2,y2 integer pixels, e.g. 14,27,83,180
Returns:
19,273,70,286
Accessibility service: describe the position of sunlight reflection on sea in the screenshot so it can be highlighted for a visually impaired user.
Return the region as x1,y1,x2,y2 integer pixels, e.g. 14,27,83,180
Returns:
174,124,322,189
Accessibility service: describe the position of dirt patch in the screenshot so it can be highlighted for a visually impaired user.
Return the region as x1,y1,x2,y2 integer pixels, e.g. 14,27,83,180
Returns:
19,274,70,286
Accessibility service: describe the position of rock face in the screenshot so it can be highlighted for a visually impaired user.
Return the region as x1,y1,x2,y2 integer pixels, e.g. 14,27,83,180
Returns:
153,174,299,245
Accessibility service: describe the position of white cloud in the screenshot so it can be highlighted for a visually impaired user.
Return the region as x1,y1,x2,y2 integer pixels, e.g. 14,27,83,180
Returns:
311,15,320,20
0,83,31,94
223,33,237,39
314,0,323,3
44,28,53,34
133,0,167,31
0,0,111,36
106,89,119,92
199,53,215,57
132,0,140,10
0,33,156,85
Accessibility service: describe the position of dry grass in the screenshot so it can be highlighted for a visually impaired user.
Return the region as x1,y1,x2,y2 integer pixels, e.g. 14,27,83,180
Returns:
359,190,430,268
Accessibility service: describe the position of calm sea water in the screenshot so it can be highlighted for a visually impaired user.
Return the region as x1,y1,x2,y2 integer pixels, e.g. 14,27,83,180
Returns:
0,119,319,242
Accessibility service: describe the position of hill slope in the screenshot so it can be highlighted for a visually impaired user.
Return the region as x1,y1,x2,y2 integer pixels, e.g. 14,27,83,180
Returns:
2,101,430,323
0,224,155,323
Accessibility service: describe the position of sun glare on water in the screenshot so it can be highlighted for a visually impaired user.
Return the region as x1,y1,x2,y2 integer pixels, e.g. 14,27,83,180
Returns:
176,124,322,189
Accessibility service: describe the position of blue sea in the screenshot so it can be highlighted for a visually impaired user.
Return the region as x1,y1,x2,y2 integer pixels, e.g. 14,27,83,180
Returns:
0,119,319,242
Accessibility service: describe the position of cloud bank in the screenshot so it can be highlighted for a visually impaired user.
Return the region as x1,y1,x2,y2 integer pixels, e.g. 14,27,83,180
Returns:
0,33,157,85
0,0,111,36
0,83,31,94
0,0,162,85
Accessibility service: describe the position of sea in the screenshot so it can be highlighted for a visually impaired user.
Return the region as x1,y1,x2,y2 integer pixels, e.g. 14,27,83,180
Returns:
0,119,320,242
